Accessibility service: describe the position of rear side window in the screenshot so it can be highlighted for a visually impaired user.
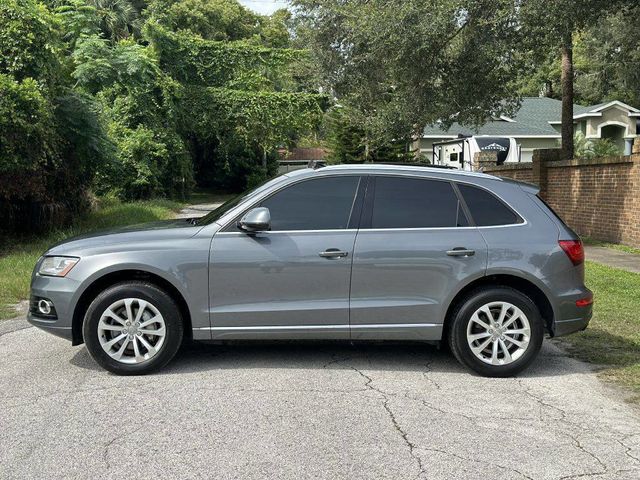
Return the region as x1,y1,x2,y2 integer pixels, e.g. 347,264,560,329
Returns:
370,176,468,228
457,184,521,226
260,176,359,231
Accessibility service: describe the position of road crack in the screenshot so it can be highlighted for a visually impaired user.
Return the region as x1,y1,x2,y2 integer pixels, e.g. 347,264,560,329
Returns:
348,364,428,480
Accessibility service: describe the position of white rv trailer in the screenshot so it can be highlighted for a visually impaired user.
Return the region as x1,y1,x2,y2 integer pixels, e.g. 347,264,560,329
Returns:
432,136,521,171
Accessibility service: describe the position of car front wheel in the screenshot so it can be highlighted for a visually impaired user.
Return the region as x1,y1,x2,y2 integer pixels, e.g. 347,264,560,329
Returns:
448,287,544,377
83,281,183,375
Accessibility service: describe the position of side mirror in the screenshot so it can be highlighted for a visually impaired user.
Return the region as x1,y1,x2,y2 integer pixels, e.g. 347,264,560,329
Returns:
238,207,271,233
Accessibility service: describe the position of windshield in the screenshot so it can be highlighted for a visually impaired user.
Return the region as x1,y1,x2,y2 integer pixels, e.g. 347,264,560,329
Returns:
194,174,288,226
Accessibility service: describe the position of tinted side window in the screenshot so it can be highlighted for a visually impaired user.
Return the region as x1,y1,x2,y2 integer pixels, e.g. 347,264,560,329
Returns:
370,177,468,228
261,176,359,231
457,184,521,226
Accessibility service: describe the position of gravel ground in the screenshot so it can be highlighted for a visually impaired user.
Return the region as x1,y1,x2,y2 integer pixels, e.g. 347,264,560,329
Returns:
1,320,639,480
174,203,224,219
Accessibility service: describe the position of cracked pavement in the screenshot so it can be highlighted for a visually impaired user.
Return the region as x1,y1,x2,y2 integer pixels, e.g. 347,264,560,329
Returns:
1,322,640,480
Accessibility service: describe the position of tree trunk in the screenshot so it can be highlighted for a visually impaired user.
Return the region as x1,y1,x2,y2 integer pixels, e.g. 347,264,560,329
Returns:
560,33,574,160
262,148,267,169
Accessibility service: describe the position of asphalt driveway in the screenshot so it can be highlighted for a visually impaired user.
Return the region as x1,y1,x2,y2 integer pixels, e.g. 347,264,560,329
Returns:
1,319,639,480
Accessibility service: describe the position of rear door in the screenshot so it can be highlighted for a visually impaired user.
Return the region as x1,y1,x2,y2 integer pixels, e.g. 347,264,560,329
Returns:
349,175,488,340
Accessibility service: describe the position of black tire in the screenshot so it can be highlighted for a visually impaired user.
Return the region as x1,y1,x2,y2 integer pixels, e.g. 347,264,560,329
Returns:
83,281,183,375
448,286,544,377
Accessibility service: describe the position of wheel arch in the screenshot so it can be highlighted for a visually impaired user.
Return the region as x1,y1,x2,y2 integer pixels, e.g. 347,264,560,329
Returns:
443,273,555,339
71,269,193,346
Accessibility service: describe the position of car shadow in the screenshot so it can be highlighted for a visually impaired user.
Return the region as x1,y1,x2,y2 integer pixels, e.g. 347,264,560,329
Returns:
69,339,591,378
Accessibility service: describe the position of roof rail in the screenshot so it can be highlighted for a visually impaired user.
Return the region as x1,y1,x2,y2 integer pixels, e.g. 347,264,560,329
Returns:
309,161,457,170
371,162,458,170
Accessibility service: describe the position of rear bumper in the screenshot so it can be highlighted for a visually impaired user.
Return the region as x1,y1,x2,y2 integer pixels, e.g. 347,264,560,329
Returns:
551,287,593,337
552,311,592,336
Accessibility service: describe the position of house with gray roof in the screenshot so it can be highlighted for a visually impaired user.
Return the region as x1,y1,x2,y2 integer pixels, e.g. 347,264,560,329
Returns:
414,97,640,163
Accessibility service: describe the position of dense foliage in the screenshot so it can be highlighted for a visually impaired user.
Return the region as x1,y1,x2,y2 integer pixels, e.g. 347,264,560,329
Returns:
0,0,111,233
518,3,640,108
0,0,324,234
324,106,413,164
293,0,640,161
2,0,639,236
293,0,524,152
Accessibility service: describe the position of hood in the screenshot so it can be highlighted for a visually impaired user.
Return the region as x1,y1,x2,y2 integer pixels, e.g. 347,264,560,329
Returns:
46,218,202,255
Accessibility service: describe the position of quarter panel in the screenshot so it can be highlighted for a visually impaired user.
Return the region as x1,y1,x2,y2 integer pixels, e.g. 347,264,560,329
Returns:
474,181,590,326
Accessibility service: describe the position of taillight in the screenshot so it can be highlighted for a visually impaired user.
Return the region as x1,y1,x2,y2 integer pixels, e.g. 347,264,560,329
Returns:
559,240,584,266
576,295,593,307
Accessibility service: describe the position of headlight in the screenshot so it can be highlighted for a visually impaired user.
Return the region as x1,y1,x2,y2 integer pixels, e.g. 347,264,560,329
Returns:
38,256,79,277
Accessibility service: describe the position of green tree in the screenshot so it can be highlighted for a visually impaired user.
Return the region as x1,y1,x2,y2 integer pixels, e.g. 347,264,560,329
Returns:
324,107,366,164
574,4,640,107
0,0,110,233
146,6,326,187
146,0,260,41
87,0,141,41
0,0,63,84
293,0,523,151
71,32,193,199
324,106,413,164
519,0,632,159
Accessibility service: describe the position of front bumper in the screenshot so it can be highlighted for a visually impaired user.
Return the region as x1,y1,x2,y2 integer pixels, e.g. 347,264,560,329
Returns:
27,271,80,343
27,312,73,341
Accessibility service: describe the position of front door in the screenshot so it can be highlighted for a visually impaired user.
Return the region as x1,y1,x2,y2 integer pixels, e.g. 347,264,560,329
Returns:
208,175,363,339
350,175,488,340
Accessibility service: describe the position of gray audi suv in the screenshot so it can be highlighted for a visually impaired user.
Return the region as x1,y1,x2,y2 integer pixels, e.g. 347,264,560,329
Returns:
28,165,592,376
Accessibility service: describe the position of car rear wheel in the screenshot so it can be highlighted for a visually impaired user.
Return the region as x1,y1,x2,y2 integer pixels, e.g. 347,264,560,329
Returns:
448,287,544,377
83,281,183,375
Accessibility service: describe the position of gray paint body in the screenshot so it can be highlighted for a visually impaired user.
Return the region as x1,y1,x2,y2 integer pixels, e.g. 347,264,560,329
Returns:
28,165,592,345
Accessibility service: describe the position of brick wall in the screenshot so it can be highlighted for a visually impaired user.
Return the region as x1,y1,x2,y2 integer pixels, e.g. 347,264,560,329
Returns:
483,145,640,248
482,163,535,184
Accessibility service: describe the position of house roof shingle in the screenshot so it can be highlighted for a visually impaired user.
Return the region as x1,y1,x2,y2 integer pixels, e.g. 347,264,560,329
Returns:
422,97,597,138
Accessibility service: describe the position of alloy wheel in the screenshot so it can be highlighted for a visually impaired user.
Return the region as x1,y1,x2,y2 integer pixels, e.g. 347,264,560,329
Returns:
466,301,531,366
97,298,166,364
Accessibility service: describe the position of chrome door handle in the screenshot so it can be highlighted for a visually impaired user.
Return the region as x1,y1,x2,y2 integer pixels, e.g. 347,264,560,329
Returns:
446,248,475,257
319,249,349,258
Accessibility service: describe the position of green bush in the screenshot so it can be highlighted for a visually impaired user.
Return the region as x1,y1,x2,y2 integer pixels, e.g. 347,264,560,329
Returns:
573,131,621,159
0,75,55,190
97,125,193,200
591,137,621,157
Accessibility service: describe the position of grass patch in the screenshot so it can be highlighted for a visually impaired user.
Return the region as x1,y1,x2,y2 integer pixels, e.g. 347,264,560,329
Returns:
0,197,184,320
582,237,640,256
559,261,640,401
